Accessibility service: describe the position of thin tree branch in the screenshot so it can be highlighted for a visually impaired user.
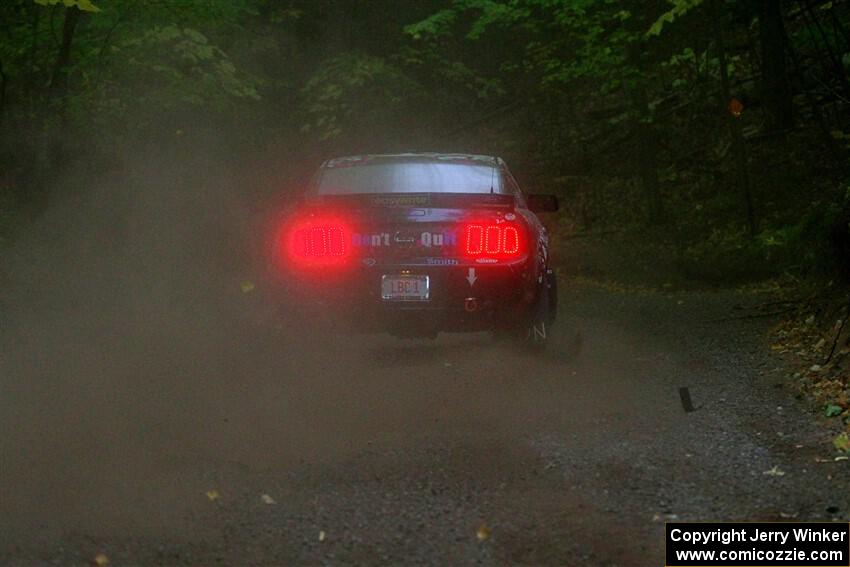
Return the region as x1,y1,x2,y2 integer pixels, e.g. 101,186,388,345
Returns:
824,300,850,365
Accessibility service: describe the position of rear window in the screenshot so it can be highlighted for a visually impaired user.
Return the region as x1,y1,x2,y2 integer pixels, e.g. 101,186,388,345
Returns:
314,161,504,195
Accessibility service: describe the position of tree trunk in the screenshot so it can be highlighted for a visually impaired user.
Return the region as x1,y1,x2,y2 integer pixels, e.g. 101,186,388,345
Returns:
631,99,664,225
711,0,757,238
758,0,793,130
46,6,82,177
637,127,664,225
799,0,850,99
627,43,665,226
830,8,850,52
784,25,843,163
47,6,81,104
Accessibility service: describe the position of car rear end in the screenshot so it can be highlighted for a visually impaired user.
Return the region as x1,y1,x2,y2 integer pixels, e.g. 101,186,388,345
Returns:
271,155,544,337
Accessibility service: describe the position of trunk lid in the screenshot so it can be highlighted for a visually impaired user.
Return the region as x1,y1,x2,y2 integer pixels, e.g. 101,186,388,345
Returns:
305,193,518,266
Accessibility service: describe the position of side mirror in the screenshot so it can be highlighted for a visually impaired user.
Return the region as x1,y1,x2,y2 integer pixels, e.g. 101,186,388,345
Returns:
527,194,559,213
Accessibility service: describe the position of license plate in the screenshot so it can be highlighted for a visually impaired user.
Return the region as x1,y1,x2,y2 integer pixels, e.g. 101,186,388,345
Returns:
381,275,430,301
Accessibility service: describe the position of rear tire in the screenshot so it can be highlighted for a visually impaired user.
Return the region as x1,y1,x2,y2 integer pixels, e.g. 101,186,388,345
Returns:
524,283,550,350
492,278,551,350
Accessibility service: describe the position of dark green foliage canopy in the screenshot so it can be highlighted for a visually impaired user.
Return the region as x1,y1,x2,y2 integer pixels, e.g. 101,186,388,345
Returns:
1,0,849,278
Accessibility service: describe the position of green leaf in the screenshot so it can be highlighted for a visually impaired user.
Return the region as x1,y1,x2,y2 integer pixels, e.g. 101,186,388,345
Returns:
826,405,844,417
33,0,101,12
646,0,703,37
76,0,100,11
404,9,457,39
834,433,850,453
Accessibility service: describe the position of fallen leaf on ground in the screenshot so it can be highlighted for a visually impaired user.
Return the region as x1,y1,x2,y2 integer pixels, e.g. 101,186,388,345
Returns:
261,494,276,505
763,466,785,477
206,489,220,501
834,433,850,453
241,281,255,293
92,553,109,566
476,524,491,541
825,405,843,417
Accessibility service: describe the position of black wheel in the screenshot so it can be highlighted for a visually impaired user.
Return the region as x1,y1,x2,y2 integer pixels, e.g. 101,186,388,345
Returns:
492,278,551,349
524,280,550,349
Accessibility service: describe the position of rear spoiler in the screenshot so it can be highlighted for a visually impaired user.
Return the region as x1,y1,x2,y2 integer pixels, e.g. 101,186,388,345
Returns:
308,192,515,209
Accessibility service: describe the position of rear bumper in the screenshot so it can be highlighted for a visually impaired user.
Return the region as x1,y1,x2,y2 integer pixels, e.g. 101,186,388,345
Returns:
281,261,538,333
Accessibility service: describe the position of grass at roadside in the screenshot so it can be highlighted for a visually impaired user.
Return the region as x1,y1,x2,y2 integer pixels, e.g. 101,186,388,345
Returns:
769,292,850,453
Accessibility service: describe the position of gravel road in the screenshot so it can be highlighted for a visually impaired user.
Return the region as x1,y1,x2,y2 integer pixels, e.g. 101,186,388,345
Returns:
3,272,849,565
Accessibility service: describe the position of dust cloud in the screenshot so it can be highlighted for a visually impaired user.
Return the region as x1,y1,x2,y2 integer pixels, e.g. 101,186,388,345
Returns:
0,136,580,551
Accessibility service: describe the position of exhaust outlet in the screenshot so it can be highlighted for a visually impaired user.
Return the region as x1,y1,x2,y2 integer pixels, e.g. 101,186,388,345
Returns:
464,297,479,312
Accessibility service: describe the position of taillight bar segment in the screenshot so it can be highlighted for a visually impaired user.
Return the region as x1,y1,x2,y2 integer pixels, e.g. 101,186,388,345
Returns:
462,222,524,258
283,214,353,267
294,224,347,257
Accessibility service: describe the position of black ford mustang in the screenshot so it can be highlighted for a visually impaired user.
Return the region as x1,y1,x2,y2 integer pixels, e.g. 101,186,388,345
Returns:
272,153,559,345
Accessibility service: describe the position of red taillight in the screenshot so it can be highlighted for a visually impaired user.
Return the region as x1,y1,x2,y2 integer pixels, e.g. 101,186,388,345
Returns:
462,222,524,258
293,224,347,257
282,214,352,267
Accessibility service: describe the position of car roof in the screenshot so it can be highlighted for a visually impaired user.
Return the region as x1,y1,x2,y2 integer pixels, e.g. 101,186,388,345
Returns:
322,153,504,169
